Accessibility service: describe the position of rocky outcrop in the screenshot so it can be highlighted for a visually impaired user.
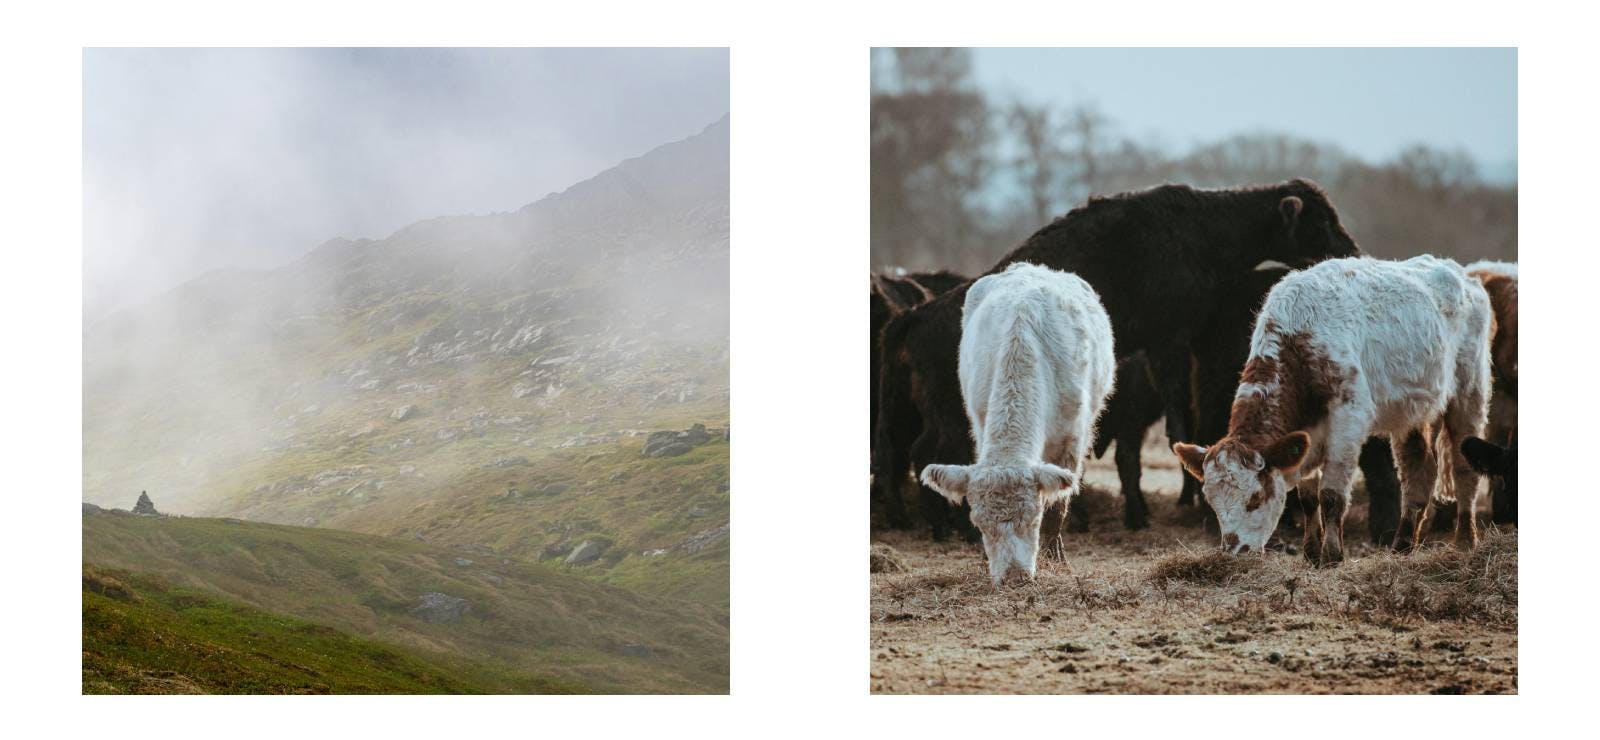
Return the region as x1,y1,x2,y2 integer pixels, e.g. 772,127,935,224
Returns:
410,592,470,624
565,538,611,565
642,423,723,458
132,492,160,516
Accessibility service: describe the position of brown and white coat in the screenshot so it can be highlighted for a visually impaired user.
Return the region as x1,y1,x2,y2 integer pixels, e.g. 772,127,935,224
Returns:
1176,255,1493,564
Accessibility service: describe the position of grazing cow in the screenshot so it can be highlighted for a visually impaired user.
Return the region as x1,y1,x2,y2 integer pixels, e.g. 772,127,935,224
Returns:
870,270,966,529
919,263,1115,586
1175,256,1492,564
1425,260,1518,529
1467,261,1518,525
875,179,1361,541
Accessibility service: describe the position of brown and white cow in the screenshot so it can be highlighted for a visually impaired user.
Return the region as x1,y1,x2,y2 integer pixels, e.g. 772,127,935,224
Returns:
1175,256,1492,565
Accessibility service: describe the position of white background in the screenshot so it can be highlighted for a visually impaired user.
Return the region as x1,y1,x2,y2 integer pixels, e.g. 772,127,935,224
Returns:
3,0,1595,735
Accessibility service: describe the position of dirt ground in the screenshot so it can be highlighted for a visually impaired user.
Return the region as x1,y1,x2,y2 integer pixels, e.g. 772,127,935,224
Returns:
870,435,1517,694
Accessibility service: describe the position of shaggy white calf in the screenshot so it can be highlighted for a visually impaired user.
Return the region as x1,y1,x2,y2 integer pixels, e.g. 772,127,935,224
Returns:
1174,255,1492,564
920,263,1115,586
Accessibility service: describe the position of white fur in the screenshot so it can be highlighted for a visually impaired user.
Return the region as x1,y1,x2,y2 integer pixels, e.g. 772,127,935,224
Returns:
919,263,1116,586
1188,255,1493,554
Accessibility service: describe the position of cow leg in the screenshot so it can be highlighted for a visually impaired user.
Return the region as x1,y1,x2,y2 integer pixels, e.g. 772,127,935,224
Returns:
1317,447,1362,567
1040,499,1069,560
1360,437,1402,545
1152,345,1194,451
1390,428,1438,553
1444,394,1488,550
1113,430,1150,530
1296,479,1323,566
909,428,953,541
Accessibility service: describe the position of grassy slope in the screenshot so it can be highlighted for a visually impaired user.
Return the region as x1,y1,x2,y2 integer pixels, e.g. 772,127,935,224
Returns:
337,438,730,607
83,565,587,694
83,511,728,694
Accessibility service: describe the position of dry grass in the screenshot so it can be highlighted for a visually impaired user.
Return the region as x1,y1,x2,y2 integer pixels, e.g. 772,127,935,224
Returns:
1341,530,1518,629
1148,549,1261,586
870,434,1517,694
870,544,907,573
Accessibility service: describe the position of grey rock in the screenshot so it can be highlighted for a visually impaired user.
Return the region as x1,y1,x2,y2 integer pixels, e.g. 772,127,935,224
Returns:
132,492,159,516
645,441,694,458
618,644,655,658
454,557,475,567
410,592,470,624
642,423,714,458
391,405,414,421
565,539,611,565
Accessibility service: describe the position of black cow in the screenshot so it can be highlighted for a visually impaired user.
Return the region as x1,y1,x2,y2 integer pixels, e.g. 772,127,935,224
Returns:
870,270,965,529
874,179,1362,542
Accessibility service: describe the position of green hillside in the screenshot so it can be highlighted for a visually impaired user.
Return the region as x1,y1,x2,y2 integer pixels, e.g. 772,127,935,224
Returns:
81,118,730,692
335,437,730,607
83,564,587,694
83,510,728,694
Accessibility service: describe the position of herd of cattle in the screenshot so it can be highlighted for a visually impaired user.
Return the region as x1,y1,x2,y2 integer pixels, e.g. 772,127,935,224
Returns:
869,179,1517,587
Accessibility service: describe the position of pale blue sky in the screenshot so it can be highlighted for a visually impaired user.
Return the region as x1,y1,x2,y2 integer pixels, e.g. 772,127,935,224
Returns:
972,47,1515,177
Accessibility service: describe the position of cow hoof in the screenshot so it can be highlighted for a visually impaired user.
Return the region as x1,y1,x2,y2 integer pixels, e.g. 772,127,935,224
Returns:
1302,546,1321,566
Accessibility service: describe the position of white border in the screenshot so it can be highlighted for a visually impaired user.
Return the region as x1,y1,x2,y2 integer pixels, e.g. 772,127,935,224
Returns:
4,0,1595,736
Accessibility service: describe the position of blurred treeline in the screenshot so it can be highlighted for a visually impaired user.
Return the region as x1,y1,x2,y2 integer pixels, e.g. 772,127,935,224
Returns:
870,48,1517,274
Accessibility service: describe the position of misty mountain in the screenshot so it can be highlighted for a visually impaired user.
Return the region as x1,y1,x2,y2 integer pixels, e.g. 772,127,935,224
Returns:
83,117,730,608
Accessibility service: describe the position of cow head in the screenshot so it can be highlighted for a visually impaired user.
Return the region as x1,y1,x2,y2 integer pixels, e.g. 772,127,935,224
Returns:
920,463,1077,587
1462,435,1516,506
1276,179,1360,264
1174,432,1310,554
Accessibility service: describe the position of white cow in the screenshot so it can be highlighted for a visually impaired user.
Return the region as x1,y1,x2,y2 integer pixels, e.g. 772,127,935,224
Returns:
1174,255,1492,564
920,263,1115,586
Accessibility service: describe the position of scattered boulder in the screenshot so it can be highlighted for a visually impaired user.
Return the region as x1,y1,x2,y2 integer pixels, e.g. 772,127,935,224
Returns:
131,492,160,516
391,405,414,421
454,558,475,567
565,539,611,565
678,523,729,554
540,542,573,560
409,592,470,624
618,644,655,658
642,423,717,458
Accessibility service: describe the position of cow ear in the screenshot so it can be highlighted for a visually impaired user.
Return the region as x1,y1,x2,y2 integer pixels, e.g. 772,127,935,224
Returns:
1265,431,1311,471
1280,195,1303,233
1461,437,1507,476
920,464,971,505
1173,442,1208,482
1032,464,1078,504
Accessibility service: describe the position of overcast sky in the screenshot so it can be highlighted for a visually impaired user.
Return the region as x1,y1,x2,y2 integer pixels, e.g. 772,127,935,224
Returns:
84,47,729,321
972,47,1516,177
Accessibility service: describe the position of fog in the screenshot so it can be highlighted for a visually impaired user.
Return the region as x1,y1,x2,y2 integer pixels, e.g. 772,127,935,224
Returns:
83,49,730,519
84,47,730,323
